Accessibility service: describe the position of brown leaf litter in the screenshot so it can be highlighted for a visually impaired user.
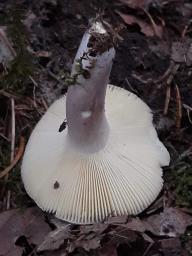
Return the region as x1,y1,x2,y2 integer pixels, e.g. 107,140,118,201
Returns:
0,206,187,255
0,27,16,70
116,11,163,38
0,207,51,256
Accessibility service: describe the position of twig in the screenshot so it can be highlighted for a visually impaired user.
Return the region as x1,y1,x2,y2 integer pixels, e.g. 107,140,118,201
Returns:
166,64,180,86
0,90,18,99
0,133,9,141
10,98,15,162
142,242,154,256
6,190,11,210
1,99,16,200
29,75,38,108
142,8,162,38
125,77,138,93
47,69,66,87
41,97,49,110
175,84,182,130
156,61,175,86
0,137,25,179
183,104,192,124
164,86,171,115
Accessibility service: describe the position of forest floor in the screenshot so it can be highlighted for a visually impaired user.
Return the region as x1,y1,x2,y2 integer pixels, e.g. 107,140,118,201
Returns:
0,0,192,255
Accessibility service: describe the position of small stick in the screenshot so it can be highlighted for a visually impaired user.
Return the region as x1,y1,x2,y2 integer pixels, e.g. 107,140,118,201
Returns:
29,75,38,108
0,137,25,179
164,86,171,115
142,242,154,256
6,190,11,210
10,98,15,162
0,90,18,99
1,98,16,200
142,8,162,38
47,69,66,87
175,84,182,130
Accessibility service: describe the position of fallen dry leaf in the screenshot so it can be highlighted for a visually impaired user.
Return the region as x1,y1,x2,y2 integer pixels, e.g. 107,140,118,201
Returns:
119,0,153,9
68,235,101,253
109,228,138,243
37,223,72,252
144,207,192,237
97,245,118,256
171,40,192,66
80,223,108,235
105,215,128,224
160,238,182,256
125,217,146,232
0,27,16,69
0,207,51,256
117,11,163,38
22,10,37,30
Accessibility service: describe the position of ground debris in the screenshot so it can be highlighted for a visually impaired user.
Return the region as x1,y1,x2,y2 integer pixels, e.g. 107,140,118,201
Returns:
171,40,192,66
144,207,192,237
123,217,146,232
0,27,16,71
118,0,156,9
37,223,72,252
97,245,118,256
0,207,51,256
160,238,182,256
116,11,163,38
104,215,128,224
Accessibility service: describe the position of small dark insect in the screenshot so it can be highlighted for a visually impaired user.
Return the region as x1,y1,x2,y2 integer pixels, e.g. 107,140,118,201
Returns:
54,181,60,189
58,119,67,132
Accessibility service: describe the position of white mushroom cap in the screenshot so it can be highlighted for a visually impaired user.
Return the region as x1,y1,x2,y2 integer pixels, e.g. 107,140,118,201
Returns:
21,85,170,224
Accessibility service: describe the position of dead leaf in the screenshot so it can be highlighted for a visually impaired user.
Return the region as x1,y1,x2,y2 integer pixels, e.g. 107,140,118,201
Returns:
155,116,174,133
104,215,128,224
116,12,163,38
48,216,69,229
44,250,67,256
171,40,192,66
22,10,37,30
125,217,146,232
80,223,108,235
0,27,16,68
68,235,101,252
144,207,192,237
37,223,72,252
119,0,153,9
142,233,154,243
0,207,51,256
97,245,118,256
109,228,138,243
160,238,182,256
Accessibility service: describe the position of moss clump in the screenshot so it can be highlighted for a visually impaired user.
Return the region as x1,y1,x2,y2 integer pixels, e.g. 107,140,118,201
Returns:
165,160,192,208
180,228,192,255
0,6,34,93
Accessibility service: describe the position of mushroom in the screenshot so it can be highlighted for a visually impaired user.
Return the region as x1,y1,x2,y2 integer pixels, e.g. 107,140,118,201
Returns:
21,22,170,224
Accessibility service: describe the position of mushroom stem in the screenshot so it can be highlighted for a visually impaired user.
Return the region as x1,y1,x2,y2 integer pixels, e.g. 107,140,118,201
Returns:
66,22,115,152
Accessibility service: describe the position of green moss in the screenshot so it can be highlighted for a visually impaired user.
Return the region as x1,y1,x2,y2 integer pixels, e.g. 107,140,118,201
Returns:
0,6,34,93
180,228,192,255
0,137,33,207
0,138,10,170
165,160,192,208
